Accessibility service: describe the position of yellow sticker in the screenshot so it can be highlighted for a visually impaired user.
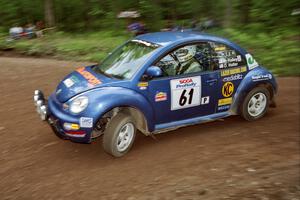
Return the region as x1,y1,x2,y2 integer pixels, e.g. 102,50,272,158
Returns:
222,82,234,97
218,97,232,106
215,46,226,51
71,124,80,130
138,82,148,87
221,66,247,77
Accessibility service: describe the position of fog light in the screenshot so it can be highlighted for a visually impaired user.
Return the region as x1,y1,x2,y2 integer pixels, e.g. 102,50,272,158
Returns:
34,90,41,95
34,90,45,104
37,100,43,106
34,95,40,104
40,105,47,121
63,123,80,130
36,100,44,113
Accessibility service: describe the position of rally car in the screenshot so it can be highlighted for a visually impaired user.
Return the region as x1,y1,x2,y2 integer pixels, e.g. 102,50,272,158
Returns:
34,31,277,157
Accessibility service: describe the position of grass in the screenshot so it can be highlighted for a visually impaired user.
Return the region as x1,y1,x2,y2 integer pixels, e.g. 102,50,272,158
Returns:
0,28,299,76
0,31,130,62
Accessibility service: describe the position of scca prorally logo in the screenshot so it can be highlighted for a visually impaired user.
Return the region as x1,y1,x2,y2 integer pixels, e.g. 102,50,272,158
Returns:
222,82,234,97
176,78,196,88
179,78,192,84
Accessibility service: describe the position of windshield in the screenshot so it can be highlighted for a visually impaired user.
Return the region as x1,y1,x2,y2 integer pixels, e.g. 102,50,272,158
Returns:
93,40,160,80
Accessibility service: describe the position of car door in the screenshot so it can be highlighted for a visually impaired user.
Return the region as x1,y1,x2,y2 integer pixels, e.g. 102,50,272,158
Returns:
208,42,248,112
145,42,220,125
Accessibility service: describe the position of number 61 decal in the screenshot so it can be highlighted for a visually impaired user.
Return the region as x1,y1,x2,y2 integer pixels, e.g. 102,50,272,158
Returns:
179,88,194,106
170,76,201,110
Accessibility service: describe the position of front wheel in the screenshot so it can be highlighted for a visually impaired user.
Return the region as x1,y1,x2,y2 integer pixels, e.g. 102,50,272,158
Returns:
103,113,136,157
241,87,270,121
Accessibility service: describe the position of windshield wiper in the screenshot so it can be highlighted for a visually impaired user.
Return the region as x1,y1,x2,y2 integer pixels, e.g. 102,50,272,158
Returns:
108,74,123,79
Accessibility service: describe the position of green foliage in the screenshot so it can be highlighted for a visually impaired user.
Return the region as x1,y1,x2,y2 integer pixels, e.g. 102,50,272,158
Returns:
1,0,299,31
0,31,129,61
139,0,162,31
1,28,298,76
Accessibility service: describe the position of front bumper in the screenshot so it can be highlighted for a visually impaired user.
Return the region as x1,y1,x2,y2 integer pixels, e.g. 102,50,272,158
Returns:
33,90,93,143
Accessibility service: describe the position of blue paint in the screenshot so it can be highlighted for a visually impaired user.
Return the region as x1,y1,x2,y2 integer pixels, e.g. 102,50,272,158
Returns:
45,31,277,143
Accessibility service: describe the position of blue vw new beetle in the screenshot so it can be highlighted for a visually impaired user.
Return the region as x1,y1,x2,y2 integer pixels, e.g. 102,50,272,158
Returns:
34,31,277,157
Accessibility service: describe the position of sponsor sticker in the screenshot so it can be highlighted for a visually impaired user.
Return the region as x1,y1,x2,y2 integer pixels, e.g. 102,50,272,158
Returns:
76,67,101,86
245,53,259,70
63,75,80,88
252,74,272,82
217,105,230,111
215,46,226,51
228,62,239,67
170,76,201,110
70,75,80,83
71,124,80,130
155,92,167,102
221,66,247,77
63,78,74,88
227,55,242,63
201,96,210,105
218,97,232,106
225,50,236,57
222,82,234,97
222,74,243,82
79,117,93,128
218,57,227,64
138,82,148,90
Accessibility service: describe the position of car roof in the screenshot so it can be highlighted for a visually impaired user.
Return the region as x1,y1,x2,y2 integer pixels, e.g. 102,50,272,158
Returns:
135,31,247,54
136,31,227,46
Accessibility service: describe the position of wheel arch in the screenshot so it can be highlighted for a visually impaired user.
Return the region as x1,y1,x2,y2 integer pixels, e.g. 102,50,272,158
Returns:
230,68,277,114
99,106,150,135
85,87,155,134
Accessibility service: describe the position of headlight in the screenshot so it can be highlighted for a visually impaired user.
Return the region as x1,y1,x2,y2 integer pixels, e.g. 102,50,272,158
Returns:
69,96,89,114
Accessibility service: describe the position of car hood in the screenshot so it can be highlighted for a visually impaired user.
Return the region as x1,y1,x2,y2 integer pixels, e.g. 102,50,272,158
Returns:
55,65,122,102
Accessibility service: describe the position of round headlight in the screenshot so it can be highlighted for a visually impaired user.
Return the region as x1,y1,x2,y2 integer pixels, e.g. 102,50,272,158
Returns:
69,96,89,114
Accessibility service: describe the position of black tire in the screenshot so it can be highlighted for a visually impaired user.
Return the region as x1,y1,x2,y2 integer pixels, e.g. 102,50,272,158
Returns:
241,87,270,121
103,113,136,157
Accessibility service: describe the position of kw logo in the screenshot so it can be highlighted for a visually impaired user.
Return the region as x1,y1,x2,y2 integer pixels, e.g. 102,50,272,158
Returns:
222,82,234,97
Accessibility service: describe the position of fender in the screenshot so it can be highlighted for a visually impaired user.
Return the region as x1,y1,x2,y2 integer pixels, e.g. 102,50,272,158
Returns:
82,87,155,132
230,66,278,114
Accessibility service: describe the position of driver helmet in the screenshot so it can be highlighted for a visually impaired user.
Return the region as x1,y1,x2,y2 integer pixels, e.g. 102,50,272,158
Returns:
174,45,197,63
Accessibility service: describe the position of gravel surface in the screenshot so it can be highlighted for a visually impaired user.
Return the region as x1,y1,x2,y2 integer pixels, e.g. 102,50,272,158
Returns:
0,57,299,200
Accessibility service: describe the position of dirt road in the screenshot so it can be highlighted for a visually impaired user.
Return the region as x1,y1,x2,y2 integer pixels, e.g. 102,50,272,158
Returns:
0,57,299,200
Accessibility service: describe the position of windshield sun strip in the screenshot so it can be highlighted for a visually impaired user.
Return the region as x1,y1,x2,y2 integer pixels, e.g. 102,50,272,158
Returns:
131,39,160,48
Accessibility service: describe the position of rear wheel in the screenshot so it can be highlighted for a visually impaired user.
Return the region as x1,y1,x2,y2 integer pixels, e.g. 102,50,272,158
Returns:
103,113,136,157
241,87,270,121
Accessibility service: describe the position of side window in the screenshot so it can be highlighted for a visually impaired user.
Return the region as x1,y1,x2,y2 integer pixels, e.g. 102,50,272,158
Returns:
156,42,216,77
209,42,246,70
156,54,179,76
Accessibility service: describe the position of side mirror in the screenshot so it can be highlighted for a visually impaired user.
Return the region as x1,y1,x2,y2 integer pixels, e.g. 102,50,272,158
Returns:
145,66,163,78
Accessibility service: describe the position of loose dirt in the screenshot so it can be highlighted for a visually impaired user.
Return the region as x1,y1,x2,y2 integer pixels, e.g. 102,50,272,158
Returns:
0,57,299,200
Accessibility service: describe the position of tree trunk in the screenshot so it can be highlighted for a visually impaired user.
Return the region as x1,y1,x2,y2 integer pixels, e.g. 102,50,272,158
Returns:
84,0,91,29
241,0,251,24
224,0,232,28
45,0,55,27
